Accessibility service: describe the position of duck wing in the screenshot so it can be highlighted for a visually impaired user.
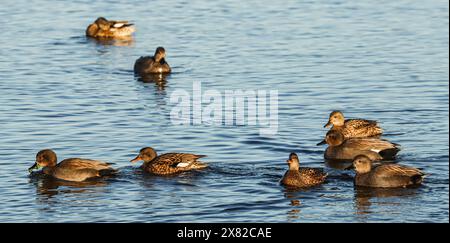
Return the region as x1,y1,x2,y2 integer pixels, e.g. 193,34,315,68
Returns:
52,158,116,181
345,119,378,128
344,138,399,153
57,158,114,171
299,167,325,176
110,20,130,28
374,164,425,178
134,56,155,74
298,167,327,185
153,153,206,168
146,153,207,175
344,119,383,137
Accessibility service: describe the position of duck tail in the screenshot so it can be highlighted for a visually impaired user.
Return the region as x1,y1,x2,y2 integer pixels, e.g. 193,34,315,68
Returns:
411,174,425,185
319,172,328,183
191,162,208,170
375,126,383,134
392,142,402,149
379,147,401,160
98,168,118,177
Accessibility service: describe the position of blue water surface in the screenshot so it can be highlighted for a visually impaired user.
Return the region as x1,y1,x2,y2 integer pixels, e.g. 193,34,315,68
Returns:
0,0,448,222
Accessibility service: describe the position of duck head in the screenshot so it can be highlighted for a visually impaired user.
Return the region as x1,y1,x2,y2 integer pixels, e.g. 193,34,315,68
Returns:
130,147,157,163
95,17,111,30
286,152,300,171
317,130,345,146
154,47,167,63
29,149,57,173
352,155,372,174
324,110,345,128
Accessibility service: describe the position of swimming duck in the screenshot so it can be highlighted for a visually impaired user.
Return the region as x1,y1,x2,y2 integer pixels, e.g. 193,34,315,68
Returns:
86,17,135,38
28,149,117,182
318,130,400,161
130,147,207,175
323,111,383,139
352,155,425,188
134,47,171,75
280,152,327,188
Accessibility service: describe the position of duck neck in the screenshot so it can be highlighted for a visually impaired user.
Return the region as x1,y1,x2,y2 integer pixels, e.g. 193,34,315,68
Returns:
328,138,344,147
331,124,344,129
288,162,299,171
42,166,55,175
155,56,165,63
334,120,345,127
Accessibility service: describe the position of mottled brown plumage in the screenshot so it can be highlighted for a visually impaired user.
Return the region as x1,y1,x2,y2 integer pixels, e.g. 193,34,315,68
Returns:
280,153,327,188
28,149,117,182
321,130,400,161
324,111,383,139
353,155,425,188
130,147,207,175
86,17,135,38
134,47,171,75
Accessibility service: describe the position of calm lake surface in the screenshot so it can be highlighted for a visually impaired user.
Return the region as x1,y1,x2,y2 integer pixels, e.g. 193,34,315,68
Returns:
0,0,448,222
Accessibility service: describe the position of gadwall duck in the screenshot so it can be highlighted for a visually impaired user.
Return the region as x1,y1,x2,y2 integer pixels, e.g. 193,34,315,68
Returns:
130,147,207,175
86,17,135,38
280,153,327,188
28,149,117,182
318,130,400,161
134,47,171,75
352,155,425,188
323,111,383,139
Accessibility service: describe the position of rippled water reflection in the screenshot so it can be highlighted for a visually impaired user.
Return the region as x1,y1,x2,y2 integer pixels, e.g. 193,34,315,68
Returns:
0,0,448,222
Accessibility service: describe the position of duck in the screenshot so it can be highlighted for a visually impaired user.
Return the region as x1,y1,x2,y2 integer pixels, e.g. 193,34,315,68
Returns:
323,111,383,139
352,155,425,188
280,152,327,188
28,149,117,182
130,147,207,175
134,47,171,75
86,17,135,38
318,130,400,161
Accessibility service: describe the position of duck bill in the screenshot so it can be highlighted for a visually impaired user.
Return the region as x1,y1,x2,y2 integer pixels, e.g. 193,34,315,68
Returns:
324,121,332,128
316,140,327,146
28,163,41,173
130,155,142,163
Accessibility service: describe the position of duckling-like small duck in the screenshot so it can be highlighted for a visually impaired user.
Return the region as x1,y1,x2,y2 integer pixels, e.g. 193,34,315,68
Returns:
86,17,135,38
130,147,207,175
28,149,117,182
318,130,400,161
324,111,383,139
353,155,425,188
134,47,171,75
280,153,327,188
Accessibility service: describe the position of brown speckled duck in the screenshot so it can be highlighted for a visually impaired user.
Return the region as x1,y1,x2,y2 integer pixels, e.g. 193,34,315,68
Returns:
134,47,171,75
353,155,425,188
28,149,117,182
86,17,135,38
318,130,400,161
130,147,207,175
323,111,383,139
280,153,327,188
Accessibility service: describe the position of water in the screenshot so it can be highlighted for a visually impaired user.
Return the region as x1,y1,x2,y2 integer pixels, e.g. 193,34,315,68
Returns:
0,0,448,222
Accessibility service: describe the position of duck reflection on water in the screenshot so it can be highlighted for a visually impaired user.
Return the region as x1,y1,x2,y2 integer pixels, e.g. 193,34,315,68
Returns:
29,172,111,198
